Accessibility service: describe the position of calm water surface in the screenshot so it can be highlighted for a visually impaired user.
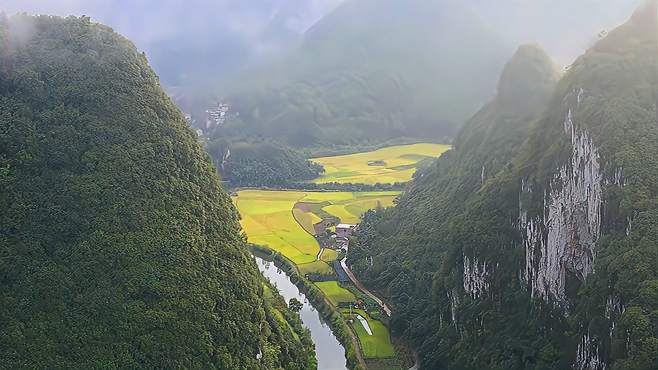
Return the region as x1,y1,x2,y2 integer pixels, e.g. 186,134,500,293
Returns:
253,256,347,370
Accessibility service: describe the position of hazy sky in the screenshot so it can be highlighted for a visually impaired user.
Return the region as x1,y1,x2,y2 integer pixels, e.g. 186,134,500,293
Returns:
1,0,343,42
467,0,644,64
1,0,343,85
1,0,645,84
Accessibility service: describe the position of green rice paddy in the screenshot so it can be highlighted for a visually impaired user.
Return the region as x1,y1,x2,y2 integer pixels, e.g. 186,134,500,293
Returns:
343,309,396,359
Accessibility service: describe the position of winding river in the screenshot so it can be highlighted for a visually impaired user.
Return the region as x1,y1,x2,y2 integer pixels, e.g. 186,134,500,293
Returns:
253,256,347,370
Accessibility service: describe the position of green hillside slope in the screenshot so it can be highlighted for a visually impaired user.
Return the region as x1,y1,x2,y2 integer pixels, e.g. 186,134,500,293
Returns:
0,15,314,369
348,3,657,368
214,0,510,150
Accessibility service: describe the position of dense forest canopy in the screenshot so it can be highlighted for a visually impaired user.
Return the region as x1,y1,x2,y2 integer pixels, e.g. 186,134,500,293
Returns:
349,2,657,369
0,15,314,369
206,140,323,188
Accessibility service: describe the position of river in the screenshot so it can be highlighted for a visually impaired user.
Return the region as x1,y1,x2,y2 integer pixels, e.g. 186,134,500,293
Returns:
253,256,348,370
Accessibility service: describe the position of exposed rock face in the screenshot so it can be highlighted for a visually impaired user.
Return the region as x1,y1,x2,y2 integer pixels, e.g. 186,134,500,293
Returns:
448,289,459,323
575,331,606,370
523,92,603,306
463,255,490,298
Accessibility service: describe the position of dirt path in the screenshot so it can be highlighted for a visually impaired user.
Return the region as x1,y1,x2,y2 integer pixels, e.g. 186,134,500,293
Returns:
340,258,392,316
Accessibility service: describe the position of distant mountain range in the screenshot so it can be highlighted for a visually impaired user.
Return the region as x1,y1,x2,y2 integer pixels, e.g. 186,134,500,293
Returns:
213,0,511,150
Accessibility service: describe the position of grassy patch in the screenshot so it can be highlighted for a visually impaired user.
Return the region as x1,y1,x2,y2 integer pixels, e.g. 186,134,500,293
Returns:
311,143,451,184
298,260,334,275
343,309,396,359
315,281,357,306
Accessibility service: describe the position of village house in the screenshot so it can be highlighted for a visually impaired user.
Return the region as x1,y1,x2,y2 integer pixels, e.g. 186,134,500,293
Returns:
336,224,356,238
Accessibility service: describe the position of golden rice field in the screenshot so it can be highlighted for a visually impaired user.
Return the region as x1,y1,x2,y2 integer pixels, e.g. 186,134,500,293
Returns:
233,190,399,268
311,143,451,184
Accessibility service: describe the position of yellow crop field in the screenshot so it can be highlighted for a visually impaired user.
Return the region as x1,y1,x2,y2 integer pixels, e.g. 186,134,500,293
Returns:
320,248,338,263
292,207,322,235
233,190,399,264
311,143,451,184
234,190,318,264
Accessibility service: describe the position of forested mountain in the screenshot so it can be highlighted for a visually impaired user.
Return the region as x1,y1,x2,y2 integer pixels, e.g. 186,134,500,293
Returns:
215,0,510,149
0,15,314,368
349,2,657,369
206,140,323,188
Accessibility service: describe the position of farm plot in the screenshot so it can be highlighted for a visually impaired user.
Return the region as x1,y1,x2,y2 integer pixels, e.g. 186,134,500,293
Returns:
311,143,451,184
342,309,396,359
234,190,398,269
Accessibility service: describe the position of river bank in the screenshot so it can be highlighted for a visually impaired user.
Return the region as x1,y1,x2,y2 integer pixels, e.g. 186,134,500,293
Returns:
252,247,365,369
234,143,450,369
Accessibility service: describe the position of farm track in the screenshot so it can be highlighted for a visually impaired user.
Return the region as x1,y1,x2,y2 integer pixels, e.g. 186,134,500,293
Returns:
340,258,392,317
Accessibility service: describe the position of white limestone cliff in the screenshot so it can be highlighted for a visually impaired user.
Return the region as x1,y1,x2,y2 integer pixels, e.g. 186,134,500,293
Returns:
522,91,603,307
575,331,606,370
463,255,490,298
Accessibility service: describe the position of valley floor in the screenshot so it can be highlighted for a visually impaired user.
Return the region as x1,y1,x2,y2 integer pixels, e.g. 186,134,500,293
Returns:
232,143,450,369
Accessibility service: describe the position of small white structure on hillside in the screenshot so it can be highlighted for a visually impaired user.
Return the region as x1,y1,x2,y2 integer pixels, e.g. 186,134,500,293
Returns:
336,224,356,238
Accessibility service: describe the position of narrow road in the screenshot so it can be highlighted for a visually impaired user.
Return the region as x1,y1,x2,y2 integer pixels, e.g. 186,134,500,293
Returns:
340,258,392,316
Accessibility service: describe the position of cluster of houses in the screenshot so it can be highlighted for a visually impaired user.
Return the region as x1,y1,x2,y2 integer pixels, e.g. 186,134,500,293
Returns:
316,222,356,251
333,223,356,249
205,103,231,129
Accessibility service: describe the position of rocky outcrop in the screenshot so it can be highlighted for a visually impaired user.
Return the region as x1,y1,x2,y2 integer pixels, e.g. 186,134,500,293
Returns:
522,91,603,307
575,331,606,370
448,289,459,323
463,255,490,298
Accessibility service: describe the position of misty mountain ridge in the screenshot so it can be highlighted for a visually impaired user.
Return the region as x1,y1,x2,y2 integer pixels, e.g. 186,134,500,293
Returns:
213,0,510,151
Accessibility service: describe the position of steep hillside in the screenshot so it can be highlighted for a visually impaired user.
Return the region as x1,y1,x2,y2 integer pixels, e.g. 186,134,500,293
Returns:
0,15,314,369
349,3,657,369
206,140,323,188
215,0,510,149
